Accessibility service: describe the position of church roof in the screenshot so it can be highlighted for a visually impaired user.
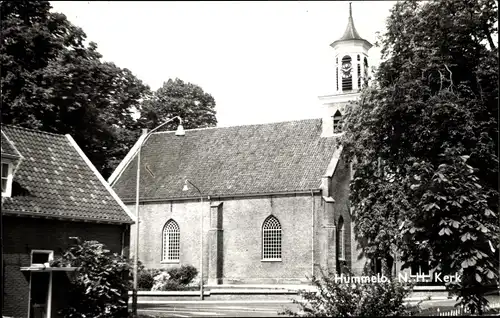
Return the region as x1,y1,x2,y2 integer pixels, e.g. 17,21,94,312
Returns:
330,3,372,48
1,124,135,224
111,118,338,201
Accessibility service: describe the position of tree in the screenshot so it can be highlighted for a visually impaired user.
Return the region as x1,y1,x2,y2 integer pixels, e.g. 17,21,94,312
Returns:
1,1,150,178
341,0,498,313
138,78,217,131
50,237,132,318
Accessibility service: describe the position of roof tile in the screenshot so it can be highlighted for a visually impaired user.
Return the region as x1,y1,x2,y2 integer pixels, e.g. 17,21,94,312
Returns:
2,125,133,223
112,118,338,201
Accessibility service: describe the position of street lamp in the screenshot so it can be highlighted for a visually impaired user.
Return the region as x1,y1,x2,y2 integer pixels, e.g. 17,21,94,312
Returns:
132,116,184,317
182,179,205,300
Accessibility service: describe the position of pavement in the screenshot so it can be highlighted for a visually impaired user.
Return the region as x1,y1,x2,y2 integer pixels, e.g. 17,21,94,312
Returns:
138,301,300,317
136,295,500,317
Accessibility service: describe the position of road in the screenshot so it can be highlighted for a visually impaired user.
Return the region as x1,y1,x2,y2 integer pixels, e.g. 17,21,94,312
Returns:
138,301,300,317
137,295,500,317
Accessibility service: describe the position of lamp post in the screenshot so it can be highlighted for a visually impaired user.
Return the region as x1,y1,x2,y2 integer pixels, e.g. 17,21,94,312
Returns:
132,117,185,317
182,179,205,300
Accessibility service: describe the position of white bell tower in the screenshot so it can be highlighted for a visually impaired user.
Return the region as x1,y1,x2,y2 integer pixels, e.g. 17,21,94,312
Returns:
320,3,372,137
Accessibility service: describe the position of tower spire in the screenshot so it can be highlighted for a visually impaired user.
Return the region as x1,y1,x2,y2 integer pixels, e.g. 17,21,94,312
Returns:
330,2,372,48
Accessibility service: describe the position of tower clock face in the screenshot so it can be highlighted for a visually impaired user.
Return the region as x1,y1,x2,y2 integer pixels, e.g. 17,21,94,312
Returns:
342,62,352,78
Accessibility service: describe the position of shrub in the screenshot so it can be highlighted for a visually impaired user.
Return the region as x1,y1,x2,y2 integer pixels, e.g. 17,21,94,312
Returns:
167,265,198,286
137,270,155,291
283,268,418,317
50,237,131,318
151,271,171,291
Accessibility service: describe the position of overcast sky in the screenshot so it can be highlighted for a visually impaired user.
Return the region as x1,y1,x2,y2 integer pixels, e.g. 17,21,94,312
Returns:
50,1,397,127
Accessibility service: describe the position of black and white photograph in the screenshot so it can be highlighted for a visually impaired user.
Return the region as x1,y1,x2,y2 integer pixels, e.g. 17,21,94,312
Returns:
1,0,499,317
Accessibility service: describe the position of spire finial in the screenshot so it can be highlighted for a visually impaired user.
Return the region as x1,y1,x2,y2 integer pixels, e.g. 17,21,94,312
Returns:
349,2,352,18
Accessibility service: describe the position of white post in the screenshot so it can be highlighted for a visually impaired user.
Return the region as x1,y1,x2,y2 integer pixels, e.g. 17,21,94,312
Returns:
200,196,204,300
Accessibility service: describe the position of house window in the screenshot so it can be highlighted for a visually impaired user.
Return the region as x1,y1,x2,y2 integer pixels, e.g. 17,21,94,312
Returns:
341,55,353,91
1,161,13,197
162,219,180,262
31,250,54,266
337,217,345,260
333,110,343,133
262,215,282,260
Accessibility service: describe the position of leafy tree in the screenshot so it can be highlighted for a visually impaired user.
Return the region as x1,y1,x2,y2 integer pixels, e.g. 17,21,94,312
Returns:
341,0,498,314
139,78,217,131
50,237,132,318
0,0,150,178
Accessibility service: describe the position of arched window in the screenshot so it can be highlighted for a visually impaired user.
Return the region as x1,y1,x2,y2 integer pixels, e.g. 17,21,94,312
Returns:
336,57,339,91
337,217,345,259
333,110,343,133
162,219,180,262
341,56,353,91
262,216,282,260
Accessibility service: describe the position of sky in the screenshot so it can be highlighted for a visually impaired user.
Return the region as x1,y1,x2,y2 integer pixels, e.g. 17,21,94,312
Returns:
49,1,397,127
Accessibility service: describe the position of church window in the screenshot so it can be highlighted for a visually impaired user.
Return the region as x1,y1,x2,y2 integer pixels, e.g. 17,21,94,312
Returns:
162,219,180,262
336,67,339,91
363,57,369,87
336,57,339,91
332,110,343,133
262,215,282,260
337,217,345,259
341,56,353,91
357,62,361,89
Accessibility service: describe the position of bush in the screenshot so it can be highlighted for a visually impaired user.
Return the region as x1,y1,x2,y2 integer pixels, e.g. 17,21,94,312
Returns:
50,237,131,318
283,268,418,317
147,265,198,291
167,265,198,286
137,270,155,291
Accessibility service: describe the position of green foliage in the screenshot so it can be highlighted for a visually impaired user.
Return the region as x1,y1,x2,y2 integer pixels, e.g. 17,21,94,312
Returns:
167,264,199,286
137,269,156,291
341,0,499,314
51,237,132,318
1,2,219,179
138,78,217,131
0,0,150,178
283,269,416,317
139,265,199,291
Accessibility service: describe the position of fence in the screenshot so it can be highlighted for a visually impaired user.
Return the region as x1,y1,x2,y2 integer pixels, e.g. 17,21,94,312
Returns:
424,300,500,316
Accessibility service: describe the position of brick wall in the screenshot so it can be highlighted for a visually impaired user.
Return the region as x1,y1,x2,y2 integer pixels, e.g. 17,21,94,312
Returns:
129,193,325,285
128,161,354,285
2,216,128,318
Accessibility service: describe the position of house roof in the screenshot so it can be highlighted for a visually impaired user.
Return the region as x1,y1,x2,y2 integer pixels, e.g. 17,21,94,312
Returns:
1,125,135,224
111,118,338,202
1,130,21,159
330,3,372,48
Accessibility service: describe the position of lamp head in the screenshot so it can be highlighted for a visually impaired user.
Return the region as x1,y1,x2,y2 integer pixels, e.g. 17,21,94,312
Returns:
182,179,189,192
175,124,185,136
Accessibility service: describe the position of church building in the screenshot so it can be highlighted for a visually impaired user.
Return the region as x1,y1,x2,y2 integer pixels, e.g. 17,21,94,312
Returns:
110,4,424,285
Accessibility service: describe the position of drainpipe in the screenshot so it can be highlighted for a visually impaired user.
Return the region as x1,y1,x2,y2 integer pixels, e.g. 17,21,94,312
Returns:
311,189,315,279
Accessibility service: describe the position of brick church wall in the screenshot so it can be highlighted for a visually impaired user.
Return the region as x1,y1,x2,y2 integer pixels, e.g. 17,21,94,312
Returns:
130,193,325,284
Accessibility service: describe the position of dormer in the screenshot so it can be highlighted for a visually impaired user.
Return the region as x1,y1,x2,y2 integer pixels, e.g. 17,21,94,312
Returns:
1,129,22,197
